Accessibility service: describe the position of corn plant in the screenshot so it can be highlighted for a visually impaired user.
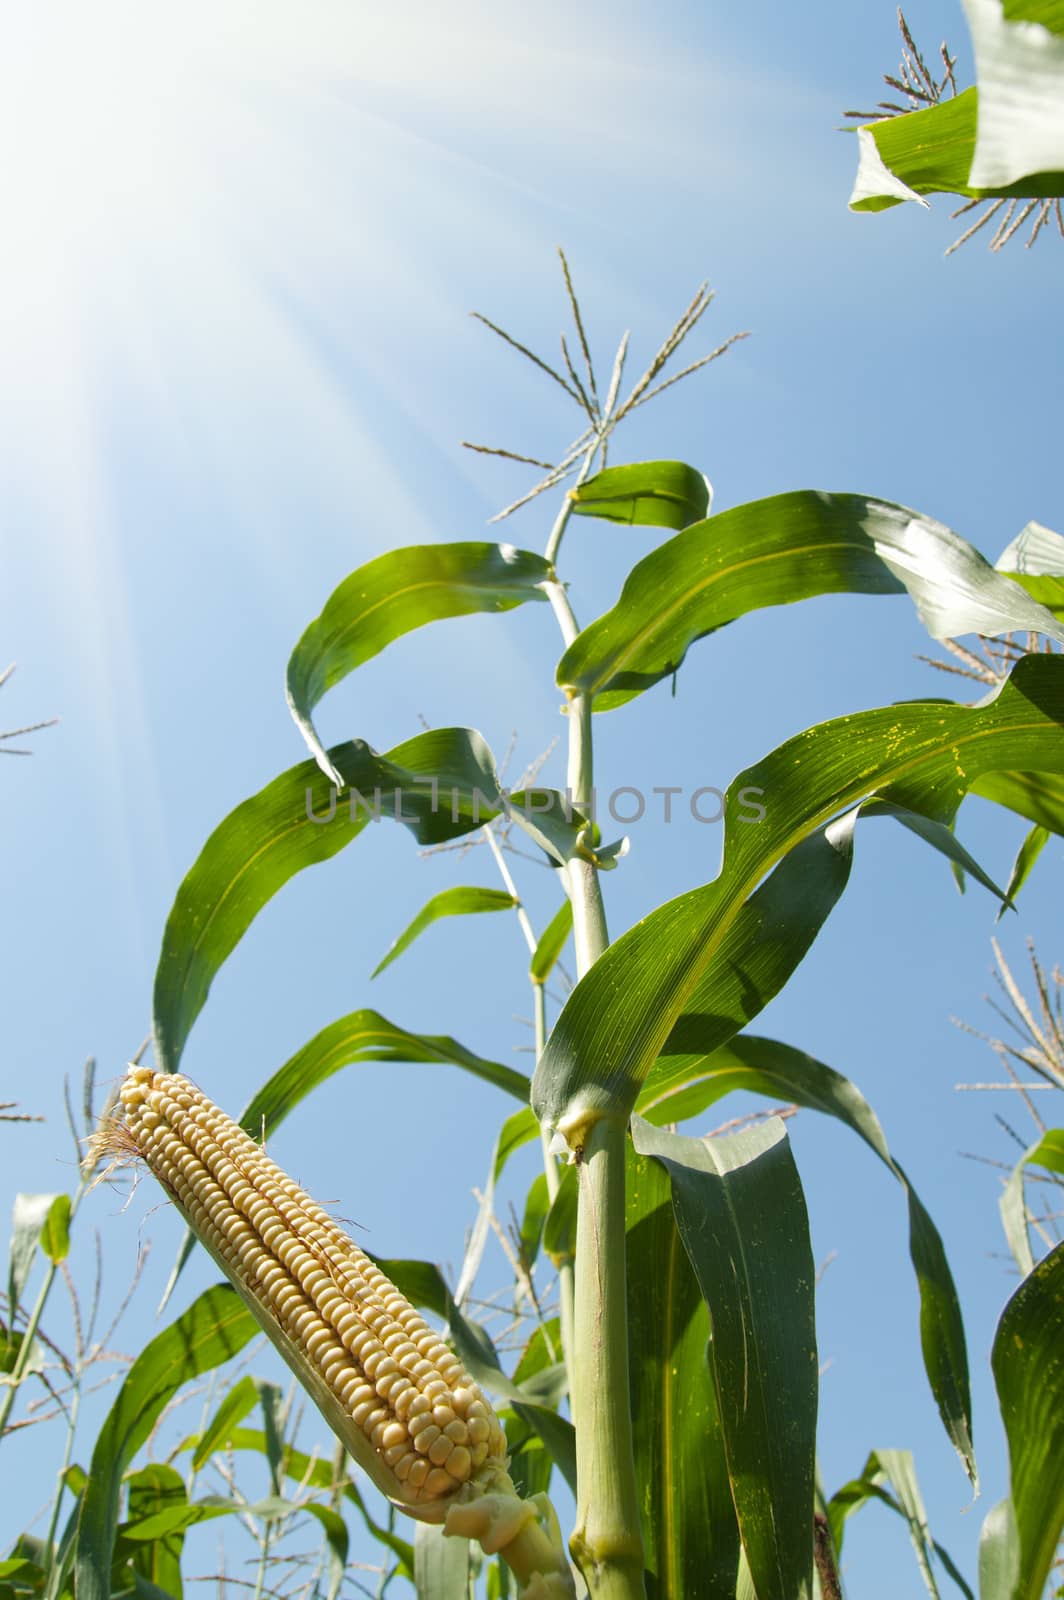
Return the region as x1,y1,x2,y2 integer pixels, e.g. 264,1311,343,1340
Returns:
51,246,1064,1600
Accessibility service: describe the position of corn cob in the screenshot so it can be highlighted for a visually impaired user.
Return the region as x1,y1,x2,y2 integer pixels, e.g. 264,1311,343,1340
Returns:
94,1064,575,1595
99,1064,505,1511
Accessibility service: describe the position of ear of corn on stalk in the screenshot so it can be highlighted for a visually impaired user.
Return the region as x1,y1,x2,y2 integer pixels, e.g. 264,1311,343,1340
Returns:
91,1064,575,1596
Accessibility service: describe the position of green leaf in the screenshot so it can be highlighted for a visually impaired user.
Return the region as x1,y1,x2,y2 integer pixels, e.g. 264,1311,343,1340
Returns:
999,824,1050,919
850,92,980,211
827,1451,973,1599
191,1376,260,1470
556,491,1063,711
41,1483,82,1600
850,91,1064,214
7,1193,59,1312
861,800,1010,906
530,900,573,986
3,1533,48,1566
256,1381,285,1496
242,1009,529,1131
534,815,859,1144
372,887,517,977
534,662,1064,1499
631,1116,817,1600
508,1404,576,1497
154,727,506,1073
286,542,551,782
970,768,1064,835
636,1030,976,1483
508,1364,567,1412
570,461,712,531
0,1325,22,1376
534,654,1064,1145
75,1285,258,1600
153,729,591,1075
991,1242,1064,1599
1000,1128,1064,1276
539,787,1004,1137
0,1560,46,1585
340,1478,415,1582
978,1499,1020,1600
518,1174,551,1270
492,1107,540,1181
121,1465,187,1600
39,1195,72,1266
625,1147,740,1599
119,1496,290,1542
503,1422,554,1507
4,1536,47,1576
125,1574,184,1600
414,1521,470,1599
512,1320,564,1389
862,1450,944,1599
542,1165,577,1272
487,1557,513,1600
302,1503,349,1600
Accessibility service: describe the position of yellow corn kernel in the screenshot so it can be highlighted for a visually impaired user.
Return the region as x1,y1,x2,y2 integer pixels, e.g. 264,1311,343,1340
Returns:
96,1064,508,1519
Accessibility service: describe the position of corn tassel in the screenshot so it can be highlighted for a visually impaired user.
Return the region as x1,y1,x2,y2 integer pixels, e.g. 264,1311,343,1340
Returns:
92,1064,575,1596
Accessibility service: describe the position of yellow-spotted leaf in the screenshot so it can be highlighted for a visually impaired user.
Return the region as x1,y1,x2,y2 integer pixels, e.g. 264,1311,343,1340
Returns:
557,492,1062,712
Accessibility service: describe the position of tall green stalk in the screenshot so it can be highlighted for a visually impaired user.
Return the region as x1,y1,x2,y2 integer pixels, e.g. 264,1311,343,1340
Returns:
545,475,646,1598
568,1117,644,1597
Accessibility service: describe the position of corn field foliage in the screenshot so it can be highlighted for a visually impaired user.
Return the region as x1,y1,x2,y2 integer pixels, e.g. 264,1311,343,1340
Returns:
5,1,1064,1597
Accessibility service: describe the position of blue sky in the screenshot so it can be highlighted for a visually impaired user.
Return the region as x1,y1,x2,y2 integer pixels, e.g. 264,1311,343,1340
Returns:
3,2,1062,1593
